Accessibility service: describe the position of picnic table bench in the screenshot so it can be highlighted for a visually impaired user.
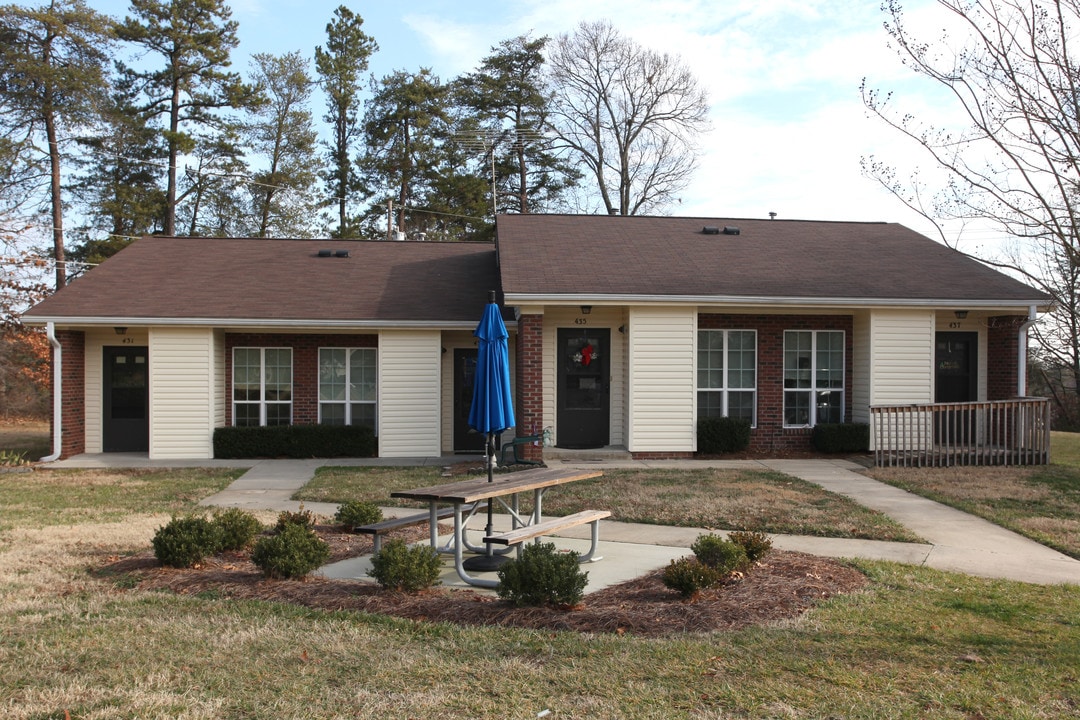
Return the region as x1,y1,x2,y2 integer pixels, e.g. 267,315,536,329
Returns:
391,466,607,588
353,503,486,553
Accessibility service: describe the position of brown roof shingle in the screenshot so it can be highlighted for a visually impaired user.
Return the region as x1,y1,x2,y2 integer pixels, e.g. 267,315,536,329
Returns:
496,214,1047,304
25,237,502,325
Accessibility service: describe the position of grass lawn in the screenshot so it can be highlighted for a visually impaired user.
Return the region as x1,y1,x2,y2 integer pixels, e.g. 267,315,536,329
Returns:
867,431,1080,559
0,418,49,464
2,468,1079,718
296,465,921,541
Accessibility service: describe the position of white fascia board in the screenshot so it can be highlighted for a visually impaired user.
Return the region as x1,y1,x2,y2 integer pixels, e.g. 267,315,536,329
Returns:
20,316,504,331
504,294,1051,312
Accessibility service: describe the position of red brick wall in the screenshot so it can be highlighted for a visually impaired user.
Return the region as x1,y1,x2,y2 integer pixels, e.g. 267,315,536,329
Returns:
987,315,1023,400
698,313,854,453
514,315,544,462
55,330,85,458
224,333,377,425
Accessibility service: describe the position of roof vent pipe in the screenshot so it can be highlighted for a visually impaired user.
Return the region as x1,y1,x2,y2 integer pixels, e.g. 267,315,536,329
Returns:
722,226,741,235
701,226,720,235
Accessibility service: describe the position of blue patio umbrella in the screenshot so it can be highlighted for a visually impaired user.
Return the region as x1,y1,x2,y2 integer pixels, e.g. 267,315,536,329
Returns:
463,290,516,571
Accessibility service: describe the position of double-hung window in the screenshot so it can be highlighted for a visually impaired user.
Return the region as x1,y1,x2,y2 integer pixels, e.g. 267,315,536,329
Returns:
783,330,844,426
319,348,377,431
233,348,292,426
697,330,757,425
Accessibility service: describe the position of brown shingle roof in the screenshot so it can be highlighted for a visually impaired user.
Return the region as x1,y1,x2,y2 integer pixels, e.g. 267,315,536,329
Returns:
25,237,502,325
496,214,1048,305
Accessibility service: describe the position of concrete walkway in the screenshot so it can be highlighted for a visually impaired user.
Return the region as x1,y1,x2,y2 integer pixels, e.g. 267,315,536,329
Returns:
53,453,1080,588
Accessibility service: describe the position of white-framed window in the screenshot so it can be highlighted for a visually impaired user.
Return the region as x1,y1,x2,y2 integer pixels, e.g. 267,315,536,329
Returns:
233,347,292,426
697,329,757,425
318,347,377,431
783,330,844,427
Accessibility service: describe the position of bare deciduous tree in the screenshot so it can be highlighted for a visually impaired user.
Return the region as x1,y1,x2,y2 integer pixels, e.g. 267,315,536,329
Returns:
546,20,710,216
862,0,1080,426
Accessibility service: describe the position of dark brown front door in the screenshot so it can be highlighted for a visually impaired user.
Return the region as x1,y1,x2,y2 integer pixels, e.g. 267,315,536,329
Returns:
453,349,486,453
103,346,149,452
936,332,978,403
557,328,610,449
935,332,978,443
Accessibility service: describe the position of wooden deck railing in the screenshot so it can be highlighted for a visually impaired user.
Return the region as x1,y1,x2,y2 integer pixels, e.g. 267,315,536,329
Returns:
869,398,1051,467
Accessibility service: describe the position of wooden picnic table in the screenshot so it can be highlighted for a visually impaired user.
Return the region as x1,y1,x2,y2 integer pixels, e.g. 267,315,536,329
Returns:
391,466,604,588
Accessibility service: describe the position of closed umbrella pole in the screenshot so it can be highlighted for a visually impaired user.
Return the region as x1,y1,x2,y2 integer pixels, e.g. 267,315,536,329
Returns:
462,290,516,572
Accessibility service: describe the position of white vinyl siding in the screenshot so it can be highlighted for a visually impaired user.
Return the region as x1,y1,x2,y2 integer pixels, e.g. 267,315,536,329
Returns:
852,312,872,425
628,307,696,452
213,330,225,430
868,310,936,451
150,328,215,459
378,331,441,457
870,311,935,405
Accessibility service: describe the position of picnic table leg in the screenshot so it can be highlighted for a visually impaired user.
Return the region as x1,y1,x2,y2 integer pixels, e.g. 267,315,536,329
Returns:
452,502,498,589
576,519,604,563
428,502,439,548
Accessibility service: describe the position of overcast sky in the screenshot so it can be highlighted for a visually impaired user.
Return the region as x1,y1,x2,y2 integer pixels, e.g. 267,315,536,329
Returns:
88,0,969,239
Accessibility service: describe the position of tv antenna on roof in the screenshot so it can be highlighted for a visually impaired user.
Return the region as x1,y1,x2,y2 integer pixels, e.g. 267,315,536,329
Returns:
453,126,548,217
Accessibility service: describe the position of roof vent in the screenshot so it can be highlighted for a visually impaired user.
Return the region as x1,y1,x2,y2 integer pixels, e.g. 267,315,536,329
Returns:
701,226,720,235
722,226,741,235
334,249,350,258
317,249,332,257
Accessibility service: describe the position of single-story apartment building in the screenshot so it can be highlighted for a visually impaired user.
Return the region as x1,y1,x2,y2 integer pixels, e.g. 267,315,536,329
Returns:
23,214,1050,461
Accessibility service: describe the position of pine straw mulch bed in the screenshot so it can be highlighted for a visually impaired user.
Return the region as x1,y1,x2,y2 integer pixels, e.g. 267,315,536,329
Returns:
99,524,869,638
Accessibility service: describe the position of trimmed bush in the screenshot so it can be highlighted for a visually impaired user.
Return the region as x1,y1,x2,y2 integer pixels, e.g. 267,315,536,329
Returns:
697,417,751,454
250,523,330,579
661,557,723,598
496,542,588,608
212,508,263,551
275,505,316,532
335,500,382,529
213,424,376,459
727,530,773,563
367,539,442,592
812,423,870,454
152,516,222,568
691,533,749,574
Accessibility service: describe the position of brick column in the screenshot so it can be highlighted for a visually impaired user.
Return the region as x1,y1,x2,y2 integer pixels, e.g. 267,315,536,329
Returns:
514,314,544,462
988,315,1023,399
54,330,85,458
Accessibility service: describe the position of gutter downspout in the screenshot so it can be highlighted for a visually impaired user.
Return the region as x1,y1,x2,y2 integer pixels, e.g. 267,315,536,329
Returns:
1018,305,1038,398
41,322,62,462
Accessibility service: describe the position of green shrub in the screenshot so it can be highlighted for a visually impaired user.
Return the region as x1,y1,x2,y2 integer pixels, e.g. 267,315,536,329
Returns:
697,417,751,454
213,424,376,459
335,500,382,529
212,508,263,551
727,530,773,563
250,523,330,579
152,516,222,568
275,505,316,532
812,423,870,453
661,557,723,598
496,542,588,608
367,539,442,592
691,533,749,574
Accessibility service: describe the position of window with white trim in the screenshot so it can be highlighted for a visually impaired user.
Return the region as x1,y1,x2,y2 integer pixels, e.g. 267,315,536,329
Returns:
318,348,377,431
233,347,292,426
783,330,844,427
697,329,757,425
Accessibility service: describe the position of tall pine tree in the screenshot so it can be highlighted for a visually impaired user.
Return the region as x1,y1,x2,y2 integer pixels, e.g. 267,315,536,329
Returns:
116,0,253,236
314,5,376,238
